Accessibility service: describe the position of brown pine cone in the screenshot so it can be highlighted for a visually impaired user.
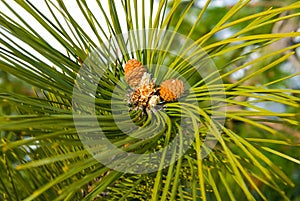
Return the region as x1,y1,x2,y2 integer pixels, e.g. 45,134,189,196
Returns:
124,59,146,87
159,79,184,102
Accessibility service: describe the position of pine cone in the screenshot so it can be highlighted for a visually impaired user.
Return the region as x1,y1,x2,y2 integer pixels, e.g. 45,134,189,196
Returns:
124,59,146,87
159,79,184,102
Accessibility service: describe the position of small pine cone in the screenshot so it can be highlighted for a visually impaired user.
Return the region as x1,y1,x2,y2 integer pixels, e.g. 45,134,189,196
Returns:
124,59,146,87
126,67,147,88
159,79,184,102
124,59,143,74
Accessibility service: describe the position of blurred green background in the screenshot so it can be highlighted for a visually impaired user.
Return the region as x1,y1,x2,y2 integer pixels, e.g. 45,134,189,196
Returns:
166,1,300,200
